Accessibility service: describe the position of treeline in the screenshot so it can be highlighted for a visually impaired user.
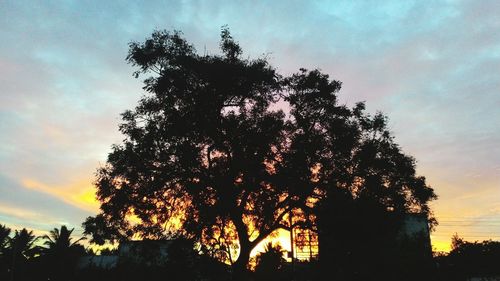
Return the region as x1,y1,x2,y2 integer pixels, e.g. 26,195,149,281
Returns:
0,224,87,281
0,223,226,281
435,234,500,281
0,223,292,281
2,223,500,281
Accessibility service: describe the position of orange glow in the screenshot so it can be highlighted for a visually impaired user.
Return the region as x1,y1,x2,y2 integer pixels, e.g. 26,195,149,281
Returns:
125,208,142,225
251,229,291,257
18,174,492,258
251,228,318,262
22,178,99,212
431,236,451,252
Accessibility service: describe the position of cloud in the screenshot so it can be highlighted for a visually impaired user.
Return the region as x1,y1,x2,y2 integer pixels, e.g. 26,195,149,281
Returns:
0,204,49,222
0,174,91,233
21,178,99,213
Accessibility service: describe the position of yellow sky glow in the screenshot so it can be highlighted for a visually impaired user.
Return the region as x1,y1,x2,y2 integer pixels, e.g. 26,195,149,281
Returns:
10,176,491,256
21,178,99,213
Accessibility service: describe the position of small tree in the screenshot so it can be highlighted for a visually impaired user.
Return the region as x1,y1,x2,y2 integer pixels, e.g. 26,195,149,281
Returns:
254,243,287,281
439,236,500,279
0,224,11,280
451,233,464,251
9,228,40,281
42,225,86,281
0,224,10,254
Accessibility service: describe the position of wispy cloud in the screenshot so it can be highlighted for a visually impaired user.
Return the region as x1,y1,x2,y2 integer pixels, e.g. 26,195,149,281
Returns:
21,178,98,213
0,174,91,232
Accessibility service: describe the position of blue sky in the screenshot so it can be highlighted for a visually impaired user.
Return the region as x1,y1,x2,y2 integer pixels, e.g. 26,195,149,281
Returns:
1,0,499,251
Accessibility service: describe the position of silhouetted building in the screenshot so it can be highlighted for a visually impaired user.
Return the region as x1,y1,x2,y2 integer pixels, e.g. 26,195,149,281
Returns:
77,255,118,269
316,211,434,281
118,240,172,266
398,213,432,254
78,240,173,269
400,213,431,237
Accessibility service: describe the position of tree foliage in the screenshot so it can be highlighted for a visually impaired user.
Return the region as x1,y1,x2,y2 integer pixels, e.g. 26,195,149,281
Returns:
0,224,11,280
254,243,288,281
83,27,437,275
10,228,40,260
0,225,87,281
43,225,85,252
0,224,10,256
42,225,86,281
436,236,500,280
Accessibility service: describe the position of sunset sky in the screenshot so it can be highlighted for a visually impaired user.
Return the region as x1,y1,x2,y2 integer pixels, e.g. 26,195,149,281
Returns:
1,0,499,252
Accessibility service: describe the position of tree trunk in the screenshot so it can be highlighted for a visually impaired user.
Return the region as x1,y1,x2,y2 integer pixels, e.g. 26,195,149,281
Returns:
232,241,251,280
230,210,253,280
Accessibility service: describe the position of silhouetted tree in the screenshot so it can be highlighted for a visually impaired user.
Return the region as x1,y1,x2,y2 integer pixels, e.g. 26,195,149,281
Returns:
9,228,40,281
450,233,464,251
43,225,84,250
83,27,437,279
98,247,118,255
254,243,287,281
163,238,200,281
0,224,11,280
10,228,39,257
0,224,9,253
42,225,86,281
446,236,500,279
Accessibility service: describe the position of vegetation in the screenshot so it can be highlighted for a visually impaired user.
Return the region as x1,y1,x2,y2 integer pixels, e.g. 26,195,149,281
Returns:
0,223,231,281
82,27,436,279
42,226,86,281
435,234,500,280
2,221,499,281
0,224,86,281
254,243,288,281
0,224,11,281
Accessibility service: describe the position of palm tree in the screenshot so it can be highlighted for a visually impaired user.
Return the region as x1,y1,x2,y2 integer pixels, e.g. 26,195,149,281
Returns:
0,224,10,255
9,228,40,281
42,225,85,281
43,225,85,253
0,224,11,280
254,243,288,281
10,228,39,259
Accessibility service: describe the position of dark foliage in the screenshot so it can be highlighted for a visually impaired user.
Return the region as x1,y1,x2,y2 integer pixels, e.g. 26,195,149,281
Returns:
0,224,11,281
75,238,231,281
83,27,437,279
0,225,88,281
6,228,43,281
254,243,288,281
41,226,86,281
435,235,500,280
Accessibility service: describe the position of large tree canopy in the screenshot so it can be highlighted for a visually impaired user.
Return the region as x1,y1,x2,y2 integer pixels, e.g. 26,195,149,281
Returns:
83,28,437,274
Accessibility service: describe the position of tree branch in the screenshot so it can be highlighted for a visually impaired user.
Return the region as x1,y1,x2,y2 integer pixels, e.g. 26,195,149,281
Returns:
249,205,292,249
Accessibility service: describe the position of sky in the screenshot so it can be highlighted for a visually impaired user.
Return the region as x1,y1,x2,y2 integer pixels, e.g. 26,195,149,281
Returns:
1,0,499,253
